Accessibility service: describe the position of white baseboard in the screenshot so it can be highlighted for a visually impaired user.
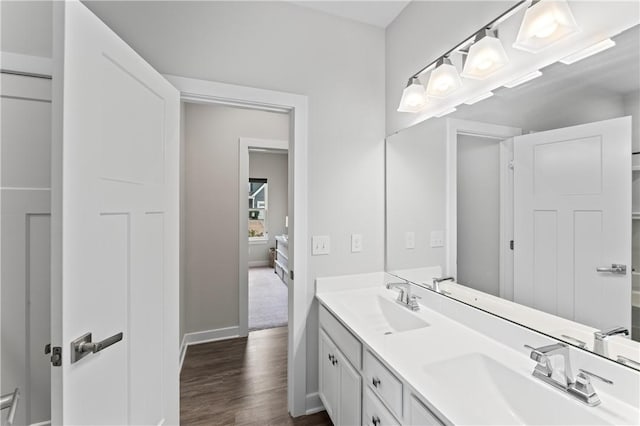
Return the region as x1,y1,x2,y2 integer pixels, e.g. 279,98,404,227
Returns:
248,260,270,268
305,392,325,415
0,51,52,76
179,326,241,371
30,421,51,426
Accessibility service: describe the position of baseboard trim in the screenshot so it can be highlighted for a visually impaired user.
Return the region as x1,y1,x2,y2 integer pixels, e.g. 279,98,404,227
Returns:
305,392,324,415
248,260,270,268
30,421,51,426
179,326,242,371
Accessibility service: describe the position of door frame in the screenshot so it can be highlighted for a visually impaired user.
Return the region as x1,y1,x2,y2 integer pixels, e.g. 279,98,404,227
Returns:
166,74,309,417
239,137,288,336
445,119,521,297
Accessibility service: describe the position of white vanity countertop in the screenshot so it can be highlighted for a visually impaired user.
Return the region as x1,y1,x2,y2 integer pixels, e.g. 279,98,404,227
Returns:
316,282,640,425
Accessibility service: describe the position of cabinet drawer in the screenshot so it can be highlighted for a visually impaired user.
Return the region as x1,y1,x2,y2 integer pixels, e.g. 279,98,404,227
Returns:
363,386,399,426
364,350,402,418
319,305,362,369
408,395,444,426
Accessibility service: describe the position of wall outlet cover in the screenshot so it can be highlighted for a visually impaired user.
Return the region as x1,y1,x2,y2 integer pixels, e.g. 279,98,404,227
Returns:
430,230,444,248
405,231,415,249
351,234,363,253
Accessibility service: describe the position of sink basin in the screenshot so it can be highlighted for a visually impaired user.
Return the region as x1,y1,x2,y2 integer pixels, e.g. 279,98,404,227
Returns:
335,293,429,335
423,353,610,425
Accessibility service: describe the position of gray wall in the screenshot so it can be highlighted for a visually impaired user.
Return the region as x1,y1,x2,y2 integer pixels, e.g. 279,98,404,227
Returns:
457,135,501,297
183,103,289,335
1,1,52,57
248,151,288,265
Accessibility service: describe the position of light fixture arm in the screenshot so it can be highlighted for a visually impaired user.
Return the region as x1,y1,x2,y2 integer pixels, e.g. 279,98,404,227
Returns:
408,0,527,80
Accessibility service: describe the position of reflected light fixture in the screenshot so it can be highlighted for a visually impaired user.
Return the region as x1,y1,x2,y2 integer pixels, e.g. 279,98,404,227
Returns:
504,70,543,88
560,38,616,64
513,0,580,53
461,30,510,79
426,57,462,98
397,77,428,112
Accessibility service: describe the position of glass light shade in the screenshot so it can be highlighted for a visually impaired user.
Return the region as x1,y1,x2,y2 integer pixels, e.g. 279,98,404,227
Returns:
513,0,580,53
397,77,427,112
461,35,509,80
426,60,462,98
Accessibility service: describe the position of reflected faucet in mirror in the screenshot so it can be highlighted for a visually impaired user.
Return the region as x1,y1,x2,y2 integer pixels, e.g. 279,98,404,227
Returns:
432,276,455,294
594,327,629,357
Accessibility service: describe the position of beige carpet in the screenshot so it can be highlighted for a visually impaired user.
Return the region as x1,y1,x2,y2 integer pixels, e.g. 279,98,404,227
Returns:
248,266,288,331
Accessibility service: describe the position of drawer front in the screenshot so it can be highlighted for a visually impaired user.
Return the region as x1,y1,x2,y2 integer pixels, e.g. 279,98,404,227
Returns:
363,351,403,418
363,387,400,426
408,395,444,426
319,305,362,369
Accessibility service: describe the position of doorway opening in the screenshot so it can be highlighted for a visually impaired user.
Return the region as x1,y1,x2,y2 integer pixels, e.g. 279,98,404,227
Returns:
247,147,290,332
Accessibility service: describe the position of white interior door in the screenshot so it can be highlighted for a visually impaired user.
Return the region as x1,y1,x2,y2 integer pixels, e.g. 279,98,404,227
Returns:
513,117,632,331
51,2,180,424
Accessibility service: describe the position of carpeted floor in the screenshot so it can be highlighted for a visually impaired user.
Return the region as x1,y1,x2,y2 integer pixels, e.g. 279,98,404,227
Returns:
248,266,288,331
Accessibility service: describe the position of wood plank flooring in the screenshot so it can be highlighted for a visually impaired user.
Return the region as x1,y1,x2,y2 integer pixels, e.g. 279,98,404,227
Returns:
181,327,332,425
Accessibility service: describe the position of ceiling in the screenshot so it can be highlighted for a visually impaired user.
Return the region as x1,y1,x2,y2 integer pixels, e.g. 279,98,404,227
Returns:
290,1,411,28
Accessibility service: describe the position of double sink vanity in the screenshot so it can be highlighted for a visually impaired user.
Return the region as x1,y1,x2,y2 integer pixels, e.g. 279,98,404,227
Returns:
316,273,640,426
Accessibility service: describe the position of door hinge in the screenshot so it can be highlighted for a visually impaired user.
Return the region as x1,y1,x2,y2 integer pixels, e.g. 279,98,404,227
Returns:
290,270,294,281
510,240,514,250
45,344,62,367
509,160,514,170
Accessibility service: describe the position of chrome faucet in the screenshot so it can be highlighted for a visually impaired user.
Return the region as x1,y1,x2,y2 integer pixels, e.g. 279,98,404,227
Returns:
594,326,629,357
432,276,454,293
386,281,420,311
525,342,613,406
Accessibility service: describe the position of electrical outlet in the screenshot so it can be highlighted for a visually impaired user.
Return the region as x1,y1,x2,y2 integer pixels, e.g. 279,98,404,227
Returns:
351,234,363,253
430,230,444,248
405,231,415,249
312,235,330,255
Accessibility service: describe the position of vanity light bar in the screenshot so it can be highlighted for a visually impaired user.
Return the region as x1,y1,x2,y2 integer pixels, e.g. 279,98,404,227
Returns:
434,107,457,118
464,92,494,105
560,38,616,65
503,70,543,88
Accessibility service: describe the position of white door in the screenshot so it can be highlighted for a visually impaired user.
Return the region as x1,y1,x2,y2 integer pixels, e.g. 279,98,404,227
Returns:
51,2,180,424
513,117,631,331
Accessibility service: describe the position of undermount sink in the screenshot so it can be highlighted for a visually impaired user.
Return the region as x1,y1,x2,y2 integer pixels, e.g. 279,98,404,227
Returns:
423,353,610,425
335,293,429,335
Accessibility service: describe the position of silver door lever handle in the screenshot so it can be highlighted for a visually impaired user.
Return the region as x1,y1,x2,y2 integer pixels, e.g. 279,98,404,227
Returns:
71,332,123,363
596,264,626,274
0,388,19,425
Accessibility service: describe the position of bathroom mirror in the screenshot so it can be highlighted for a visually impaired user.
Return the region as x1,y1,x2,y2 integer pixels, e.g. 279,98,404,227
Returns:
386,24,640,369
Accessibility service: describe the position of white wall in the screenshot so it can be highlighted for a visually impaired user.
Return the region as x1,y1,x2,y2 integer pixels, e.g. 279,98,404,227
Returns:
83,1,386,397
183,102,289,334
248,151,288,266
0,1,52,57
386,1,518,134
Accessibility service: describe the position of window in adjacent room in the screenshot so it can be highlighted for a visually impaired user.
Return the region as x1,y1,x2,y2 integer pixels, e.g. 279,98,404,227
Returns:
248,178,268,241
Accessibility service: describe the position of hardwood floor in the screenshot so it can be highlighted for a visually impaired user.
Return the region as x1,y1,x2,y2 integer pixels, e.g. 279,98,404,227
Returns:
181,327,332,425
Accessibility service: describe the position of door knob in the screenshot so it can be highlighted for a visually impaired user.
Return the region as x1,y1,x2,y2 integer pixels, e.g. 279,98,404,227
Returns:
596,264,626,274
71,332,123,364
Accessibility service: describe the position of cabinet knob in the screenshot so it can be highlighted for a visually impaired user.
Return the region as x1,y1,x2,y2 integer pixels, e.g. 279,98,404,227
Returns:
372,377,381,388
372,415,381,426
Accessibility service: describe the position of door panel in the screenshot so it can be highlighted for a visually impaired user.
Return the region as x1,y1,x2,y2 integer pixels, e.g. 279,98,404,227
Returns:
514,117,632,331
337,350,361,426
52,1,179,424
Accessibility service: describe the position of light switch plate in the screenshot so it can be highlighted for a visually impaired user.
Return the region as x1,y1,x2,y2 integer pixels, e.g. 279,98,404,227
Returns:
312,235,330,255
430,230,444,248
405,231,415,249
351,234,363,253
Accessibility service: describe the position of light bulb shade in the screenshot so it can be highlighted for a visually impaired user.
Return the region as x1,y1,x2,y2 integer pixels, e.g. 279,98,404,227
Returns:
461,35,509,80
426,60,462,98
397,77,427,112
513,0,580,53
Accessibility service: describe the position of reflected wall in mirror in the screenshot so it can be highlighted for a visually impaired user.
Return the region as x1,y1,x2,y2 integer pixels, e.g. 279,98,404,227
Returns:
386,24,640,370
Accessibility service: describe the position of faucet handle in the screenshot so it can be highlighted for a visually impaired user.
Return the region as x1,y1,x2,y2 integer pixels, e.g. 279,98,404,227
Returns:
577,369,613,385
524,345,553,376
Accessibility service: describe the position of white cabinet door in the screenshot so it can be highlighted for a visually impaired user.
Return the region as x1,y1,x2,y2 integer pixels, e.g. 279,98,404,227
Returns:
319,330,338,422
337,350,361,426
51,1,180,424
514,117,631,330
408,395,443,426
